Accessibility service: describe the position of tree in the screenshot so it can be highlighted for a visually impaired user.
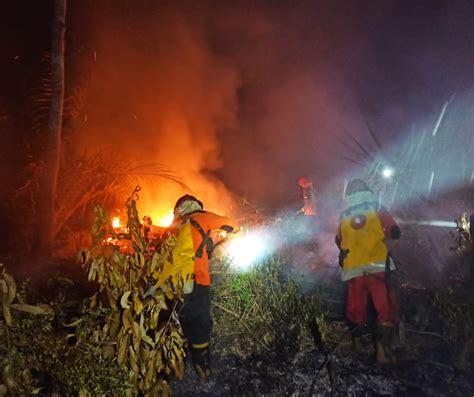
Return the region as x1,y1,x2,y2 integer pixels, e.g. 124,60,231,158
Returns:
37,0,67,257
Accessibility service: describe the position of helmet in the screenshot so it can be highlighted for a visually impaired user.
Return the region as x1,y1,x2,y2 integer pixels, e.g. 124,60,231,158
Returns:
346,179,371,196
298,177,312,188
174,194,204,217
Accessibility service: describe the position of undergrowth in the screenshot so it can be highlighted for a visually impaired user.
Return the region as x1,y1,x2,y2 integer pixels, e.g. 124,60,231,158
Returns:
212,255,328,358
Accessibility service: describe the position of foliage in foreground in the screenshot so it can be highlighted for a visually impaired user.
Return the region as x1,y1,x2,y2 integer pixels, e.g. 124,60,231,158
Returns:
0,267,55,395
212,256,328,357
76,187,186,394
1,188,187,395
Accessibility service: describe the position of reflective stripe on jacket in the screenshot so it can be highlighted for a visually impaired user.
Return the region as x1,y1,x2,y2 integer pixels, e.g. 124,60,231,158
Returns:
187,211,235,286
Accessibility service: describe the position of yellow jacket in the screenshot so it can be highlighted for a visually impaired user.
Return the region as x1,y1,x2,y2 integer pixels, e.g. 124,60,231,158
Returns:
337,201,399,281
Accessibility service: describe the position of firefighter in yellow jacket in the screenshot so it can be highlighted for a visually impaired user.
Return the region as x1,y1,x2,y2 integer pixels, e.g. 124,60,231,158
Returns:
169,195,236,380
336,179,401,364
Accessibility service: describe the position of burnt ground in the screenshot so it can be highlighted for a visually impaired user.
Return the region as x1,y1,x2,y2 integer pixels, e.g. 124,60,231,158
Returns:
171,335,473,397
171,320,474,397
171,256,474,397
4,255,474,396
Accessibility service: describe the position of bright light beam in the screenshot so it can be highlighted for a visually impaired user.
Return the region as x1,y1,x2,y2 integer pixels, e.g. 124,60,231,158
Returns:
224,229,271,271
382,167,394,179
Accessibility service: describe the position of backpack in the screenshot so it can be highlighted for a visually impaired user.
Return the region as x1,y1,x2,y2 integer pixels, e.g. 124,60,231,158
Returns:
154,216,212,294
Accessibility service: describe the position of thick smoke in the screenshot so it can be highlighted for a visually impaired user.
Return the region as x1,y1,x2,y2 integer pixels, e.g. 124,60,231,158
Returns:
71,1,241,217
69,1,473,278
70,1,374,216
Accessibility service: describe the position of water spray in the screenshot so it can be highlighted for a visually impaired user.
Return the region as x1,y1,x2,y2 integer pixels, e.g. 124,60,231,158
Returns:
412,220,458,228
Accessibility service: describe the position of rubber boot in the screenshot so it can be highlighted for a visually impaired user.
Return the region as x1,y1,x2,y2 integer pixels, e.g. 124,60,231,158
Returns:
350,324,372,356
375,324,397,365
190,343,212,381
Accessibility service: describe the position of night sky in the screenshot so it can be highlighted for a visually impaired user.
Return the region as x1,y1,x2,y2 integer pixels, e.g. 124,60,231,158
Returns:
1,0,473,212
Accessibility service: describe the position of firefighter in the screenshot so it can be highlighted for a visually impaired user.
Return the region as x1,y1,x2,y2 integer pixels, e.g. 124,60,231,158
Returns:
172,194,237,380
298,177,317,216
335,179,401,364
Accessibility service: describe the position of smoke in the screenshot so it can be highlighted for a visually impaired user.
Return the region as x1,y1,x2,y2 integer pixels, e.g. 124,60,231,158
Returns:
70,1,241,217
69,2,473,240
69,1,378,216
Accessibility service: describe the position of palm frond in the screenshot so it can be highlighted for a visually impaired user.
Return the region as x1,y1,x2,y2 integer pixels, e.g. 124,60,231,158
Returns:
53,152,188,238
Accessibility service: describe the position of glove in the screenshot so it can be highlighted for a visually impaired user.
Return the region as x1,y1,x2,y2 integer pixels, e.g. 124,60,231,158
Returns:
390,226,401,240
221,225,234,233
339,249,349,268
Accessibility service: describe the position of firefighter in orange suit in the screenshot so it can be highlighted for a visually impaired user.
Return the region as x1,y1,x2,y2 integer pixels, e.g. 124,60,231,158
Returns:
173,195,237,380
335,179,401,364
298,177,317,216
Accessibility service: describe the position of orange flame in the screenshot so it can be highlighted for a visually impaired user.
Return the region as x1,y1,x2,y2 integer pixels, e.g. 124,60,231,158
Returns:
154,210,174,227
112,217,121,228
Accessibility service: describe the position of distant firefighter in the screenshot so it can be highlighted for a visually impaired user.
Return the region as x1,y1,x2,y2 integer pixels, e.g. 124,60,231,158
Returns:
335,179,401,364
298,177,317,216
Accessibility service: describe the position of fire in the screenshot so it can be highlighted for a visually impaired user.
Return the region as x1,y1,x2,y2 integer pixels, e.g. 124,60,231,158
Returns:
112,216,121,228
154,210,174,228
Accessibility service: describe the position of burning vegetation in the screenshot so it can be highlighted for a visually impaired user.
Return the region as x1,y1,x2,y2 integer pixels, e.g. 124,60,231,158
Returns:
0,0,474,396
1,187,473,395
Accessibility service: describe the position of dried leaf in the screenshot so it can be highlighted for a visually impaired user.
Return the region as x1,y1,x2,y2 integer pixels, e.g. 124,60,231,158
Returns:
89,293,97,309
132,321,141,352
10,303,52,315
150,306,160,329
87,261,97,281
64,318,83,327
0,280,7,294
145,353,156,386
3,274,16,304
118,333,129,368
107,289,117,309
155,349,163,372
2,302,11,326
133,293,144,315
142,331,155,348
122,309,133,332
120,291,132,309
129,346,140,374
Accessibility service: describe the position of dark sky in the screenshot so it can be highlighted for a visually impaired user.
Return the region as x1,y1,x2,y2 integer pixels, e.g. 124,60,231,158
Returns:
1,0,473,212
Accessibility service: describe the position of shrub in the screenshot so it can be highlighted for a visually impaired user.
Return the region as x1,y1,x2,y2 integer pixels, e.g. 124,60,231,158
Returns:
212,255,327,357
